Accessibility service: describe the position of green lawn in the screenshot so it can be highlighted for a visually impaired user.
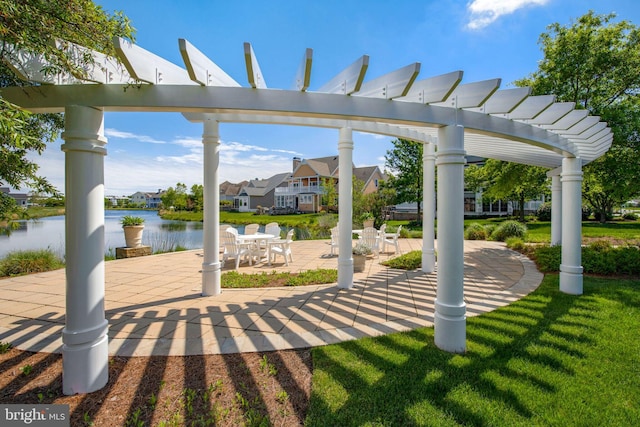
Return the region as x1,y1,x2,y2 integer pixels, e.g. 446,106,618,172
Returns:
306,275,640,426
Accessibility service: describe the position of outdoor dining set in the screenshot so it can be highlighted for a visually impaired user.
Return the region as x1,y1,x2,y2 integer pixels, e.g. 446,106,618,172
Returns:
330,224,402,257
220,222,294,270
220,222,403,271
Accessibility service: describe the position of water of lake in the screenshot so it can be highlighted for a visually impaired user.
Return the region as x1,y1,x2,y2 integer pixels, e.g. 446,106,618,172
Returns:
0,210,246,259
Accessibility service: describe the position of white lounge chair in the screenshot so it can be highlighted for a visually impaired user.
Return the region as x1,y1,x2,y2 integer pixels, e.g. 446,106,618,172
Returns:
330,226,339,256
360,226,380,257
383,225,402,254
268,229,294,266
221,228,252,270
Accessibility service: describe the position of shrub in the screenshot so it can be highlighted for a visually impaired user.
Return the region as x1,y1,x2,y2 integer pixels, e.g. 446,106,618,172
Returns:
622,212,638,221
490,220,527,241
505,237,526,252
0,250,64,277
381,250,422,270
464,223,487,240
588,240,612,252
120,215,144,226
536,202,552,221
532,245,561,272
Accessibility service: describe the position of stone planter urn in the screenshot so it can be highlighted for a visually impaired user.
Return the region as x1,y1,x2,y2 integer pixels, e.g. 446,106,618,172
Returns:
353,254,367,272
121,215,145,248
363,219,374,228
123,225,144,248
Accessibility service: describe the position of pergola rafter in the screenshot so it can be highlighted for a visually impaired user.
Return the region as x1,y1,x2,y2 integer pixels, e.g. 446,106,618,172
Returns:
1,36,608,395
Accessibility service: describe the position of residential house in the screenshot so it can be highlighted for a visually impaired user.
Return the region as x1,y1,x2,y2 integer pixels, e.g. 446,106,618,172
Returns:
275,156,385,213
220,180,247,203
0,187,28,207
130,189,165,208
234,173,290,212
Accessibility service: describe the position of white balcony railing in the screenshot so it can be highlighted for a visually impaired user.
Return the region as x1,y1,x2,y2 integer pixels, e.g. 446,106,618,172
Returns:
275,185,323,195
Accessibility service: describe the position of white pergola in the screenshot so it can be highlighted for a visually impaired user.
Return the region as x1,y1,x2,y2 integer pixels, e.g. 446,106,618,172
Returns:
2,38,611,395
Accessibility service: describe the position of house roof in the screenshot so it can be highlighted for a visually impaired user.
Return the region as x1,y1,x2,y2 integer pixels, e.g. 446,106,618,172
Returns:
220,180,247,196
302,156,341,177
240,173,289,197
353,165,380,186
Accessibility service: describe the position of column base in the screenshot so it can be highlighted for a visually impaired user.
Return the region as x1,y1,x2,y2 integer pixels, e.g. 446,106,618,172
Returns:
560,265,583,295
434,300,466,353
202,262,222,296
337,257,354,289
62,334,108,395
422,251,436,273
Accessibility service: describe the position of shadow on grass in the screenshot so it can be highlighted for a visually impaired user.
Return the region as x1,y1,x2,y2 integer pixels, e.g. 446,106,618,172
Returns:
306,274,637,426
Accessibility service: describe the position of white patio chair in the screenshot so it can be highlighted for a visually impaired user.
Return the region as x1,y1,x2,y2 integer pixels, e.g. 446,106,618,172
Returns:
265,222,281,238
329,226,339,256
378,223,387,252
244,223,260,235
268,229,294,266
383,224,402,254
360,226,380,257
221,228,252,270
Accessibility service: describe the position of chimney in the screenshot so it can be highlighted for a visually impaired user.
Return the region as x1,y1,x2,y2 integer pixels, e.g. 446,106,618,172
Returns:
293,157,302,171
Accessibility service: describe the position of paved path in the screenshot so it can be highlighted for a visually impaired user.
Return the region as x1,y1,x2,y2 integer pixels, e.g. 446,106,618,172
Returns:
0,239,542,356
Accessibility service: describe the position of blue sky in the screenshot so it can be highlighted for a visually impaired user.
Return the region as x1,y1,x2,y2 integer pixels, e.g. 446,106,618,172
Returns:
31,0,640,196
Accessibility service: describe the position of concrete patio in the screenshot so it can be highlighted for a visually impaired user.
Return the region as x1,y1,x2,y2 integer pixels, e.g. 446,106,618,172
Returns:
0,239,542,357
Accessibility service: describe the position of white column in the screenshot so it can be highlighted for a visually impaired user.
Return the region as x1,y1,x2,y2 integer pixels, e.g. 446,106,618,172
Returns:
201,117,221,296
337,127,354,289
61,105,108,395
550,172,562,246
434,125,466,353
560,157,583,295
422,141,436,273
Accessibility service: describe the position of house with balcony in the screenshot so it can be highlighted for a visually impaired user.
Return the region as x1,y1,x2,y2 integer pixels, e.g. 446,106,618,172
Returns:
275,156,385,213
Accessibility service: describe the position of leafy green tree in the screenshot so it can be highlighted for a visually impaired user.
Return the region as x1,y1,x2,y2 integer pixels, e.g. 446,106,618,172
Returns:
321,177,337,212
384,138,423,220
515,11,640,222
189,184,203,211
471,160,549,222
161,183,188,211
0,0,134,222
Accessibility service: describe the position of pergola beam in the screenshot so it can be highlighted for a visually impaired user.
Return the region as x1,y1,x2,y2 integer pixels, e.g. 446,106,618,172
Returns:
243,42,267,89
317,55,369,94
179,39,240,87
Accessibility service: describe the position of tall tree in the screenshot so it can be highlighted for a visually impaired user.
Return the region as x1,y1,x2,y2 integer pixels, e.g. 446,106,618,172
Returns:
468,159,549,222
515,11,640,222
0,0,134,221
384,138,423,221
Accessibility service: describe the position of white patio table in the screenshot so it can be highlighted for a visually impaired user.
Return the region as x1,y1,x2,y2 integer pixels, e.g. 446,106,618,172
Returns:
237,233,275,263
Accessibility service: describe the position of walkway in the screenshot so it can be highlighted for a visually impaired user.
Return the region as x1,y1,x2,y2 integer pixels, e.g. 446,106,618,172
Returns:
0,239,542,356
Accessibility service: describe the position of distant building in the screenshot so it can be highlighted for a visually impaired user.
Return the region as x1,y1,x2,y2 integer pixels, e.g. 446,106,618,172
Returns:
274,156,385,213
235,173,290,212
130,189,165,208
220,180,247,203
0,187,28,207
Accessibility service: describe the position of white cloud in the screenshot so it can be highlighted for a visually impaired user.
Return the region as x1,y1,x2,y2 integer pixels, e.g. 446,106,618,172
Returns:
220,141,269,152
105,128,166,144
466,0,549,30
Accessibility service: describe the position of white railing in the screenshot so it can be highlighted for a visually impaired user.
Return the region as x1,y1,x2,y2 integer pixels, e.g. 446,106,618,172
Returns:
275,185,323,194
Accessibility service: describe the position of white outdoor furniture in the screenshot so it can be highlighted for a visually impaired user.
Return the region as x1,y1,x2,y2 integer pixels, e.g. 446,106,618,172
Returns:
330,226,340,256
383,224,402,254
360,226,380,257
244,223,260,235
237,232,275,263
268,229,294,266
265,222,281,237
221,228,253,270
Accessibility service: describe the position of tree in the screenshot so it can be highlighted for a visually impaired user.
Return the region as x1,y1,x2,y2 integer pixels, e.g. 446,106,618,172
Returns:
321,177,337,212
0,0,134,221
515,11,640,222
384,138,423,221
468,160,549,222
189,184,203,211
161,183,188,211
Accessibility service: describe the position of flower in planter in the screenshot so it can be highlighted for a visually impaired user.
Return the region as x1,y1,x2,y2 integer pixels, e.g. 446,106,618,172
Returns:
121,215,145,227
352,241,372,256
